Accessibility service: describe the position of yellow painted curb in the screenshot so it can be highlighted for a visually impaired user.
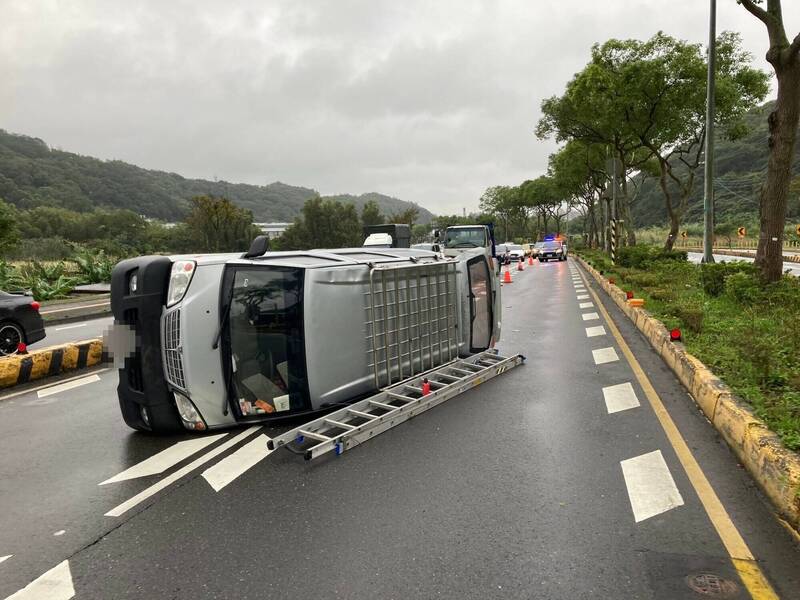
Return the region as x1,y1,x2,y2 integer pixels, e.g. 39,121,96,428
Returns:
577,256,800,532
0,339,104,390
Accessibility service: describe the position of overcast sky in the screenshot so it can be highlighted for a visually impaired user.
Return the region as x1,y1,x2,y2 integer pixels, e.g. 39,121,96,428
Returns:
2,1,798,215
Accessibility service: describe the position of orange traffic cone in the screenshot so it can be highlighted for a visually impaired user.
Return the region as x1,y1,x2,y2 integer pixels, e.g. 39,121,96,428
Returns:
517,259,524,271
503,267,512,284
528,255,534,266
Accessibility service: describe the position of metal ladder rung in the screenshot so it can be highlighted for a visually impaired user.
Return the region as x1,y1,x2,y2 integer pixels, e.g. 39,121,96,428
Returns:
324,419,356,430
434,374,461,383
369,400,399,411
347,409,379,420
448,367,474,376
387,392,415,404
404,385,424,394
298,429,331,442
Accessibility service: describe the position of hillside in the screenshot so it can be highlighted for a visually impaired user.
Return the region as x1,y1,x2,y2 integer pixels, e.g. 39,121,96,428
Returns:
0,129,433,223
631,101,800,227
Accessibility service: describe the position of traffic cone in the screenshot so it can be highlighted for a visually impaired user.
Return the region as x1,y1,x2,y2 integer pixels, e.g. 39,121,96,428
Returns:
528,255,534,266
517,259,524,271
503,267,512,284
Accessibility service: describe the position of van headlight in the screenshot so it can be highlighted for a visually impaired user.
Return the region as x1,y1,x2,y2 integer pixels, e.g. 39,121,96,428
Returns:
174,392,207,431
167,261,196,307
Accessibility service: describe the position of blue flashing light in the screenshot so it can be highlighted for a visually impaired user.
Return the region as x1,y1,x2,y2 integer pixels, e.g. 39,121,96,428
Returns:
544,235,555,241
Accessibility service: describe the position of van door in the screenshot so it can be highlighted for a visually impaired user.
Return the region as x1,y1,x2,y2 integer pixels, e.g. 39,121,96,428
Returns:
467,256,493,352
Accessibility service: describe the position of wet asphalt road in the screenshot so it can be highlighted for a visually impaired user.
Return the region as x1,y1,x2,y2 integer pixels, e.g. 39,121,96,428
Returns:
686,251,800,277
1,258,799,599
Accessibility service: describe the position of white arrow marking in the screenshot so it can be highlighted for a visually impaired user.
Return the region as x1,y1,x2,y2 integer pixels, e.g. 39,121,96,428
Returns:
202,434,274,492
4,560,74,600
105,426,261,517
99,434,227,485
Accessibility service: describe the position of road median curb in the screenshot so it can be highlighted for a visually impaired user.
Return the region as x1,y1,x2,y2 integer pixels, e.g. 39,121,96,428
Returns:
576,255,800,533
0,339,104,389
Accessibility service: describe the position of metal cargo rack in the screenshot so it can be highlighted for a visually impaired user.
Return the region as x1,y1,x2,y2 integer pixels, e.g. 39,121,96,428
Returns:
267,349,525,461
365,259,459,389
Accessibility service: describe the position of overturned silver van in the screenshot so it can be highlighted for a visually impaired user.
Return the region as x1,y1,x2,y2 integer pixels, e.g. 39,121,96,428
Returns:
110,247,501,433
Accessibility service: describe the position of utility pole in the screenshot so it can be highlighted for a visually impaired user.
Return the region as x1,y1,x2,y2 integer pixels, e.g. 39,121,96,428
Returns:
702,0,716,264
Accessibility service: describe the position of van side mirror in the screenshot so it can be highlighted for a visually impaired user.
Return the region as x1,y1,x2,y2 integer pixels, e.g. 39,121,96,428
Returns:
243,235,270,258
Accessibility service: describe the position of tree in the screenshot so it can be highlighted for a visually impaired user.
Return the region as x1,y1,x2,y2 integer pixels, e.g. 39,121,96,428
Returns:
0,199,19,255
185,195,262,252
607,32,766,249
387,207,420,227
479,186,525,241
739,0,800,281
361,200,384,228
275,196,362,250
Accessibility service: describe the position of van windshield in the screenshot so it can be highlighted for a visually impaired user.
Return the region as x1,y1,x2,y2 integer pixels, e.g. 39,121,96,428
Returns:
223,266,309,417
445,227,486,249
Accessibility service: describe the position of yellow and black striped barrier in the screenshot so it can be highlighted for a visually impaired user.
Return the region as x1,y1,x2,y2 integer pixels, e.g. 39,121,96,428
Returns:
0,340,104,389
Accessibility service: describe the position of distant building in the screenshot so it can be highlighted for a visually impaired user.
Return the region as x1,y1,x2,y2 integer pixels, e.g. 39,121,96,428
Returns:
254,222,291,239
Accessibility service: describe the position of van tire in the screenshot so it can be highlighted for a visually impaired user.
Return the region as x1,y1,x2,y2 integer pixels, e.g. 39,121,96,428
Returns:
119,395,183,433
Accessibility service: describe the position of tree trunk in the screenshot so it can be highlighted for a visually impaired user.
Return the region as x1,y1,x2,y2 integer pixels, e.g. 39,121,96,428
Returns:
665,213,679,251
755,63,800,281
657,158,680,251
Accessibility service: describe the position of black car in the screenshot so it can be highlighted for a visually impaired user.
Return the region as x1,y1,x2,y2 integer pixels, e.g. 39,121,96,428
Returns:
537,241,567,262
0,292,45,355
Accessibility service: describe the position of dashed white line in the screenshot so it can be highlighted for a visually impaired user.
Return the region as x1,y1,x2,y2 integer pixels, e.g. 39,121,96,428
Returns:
579,302,594,309
52,323,88,332
620,450,684,523
0,555,11,565
202,434,274,492
40,301,109,315
581,312,600,321
0,369,110,402
4,559,75,600
37,374,101,398
577,294,590,300
105,426,261,517
602,382,640,413
100,434,228,485
592,347,619,365
53,530,66,537
585,325,606,337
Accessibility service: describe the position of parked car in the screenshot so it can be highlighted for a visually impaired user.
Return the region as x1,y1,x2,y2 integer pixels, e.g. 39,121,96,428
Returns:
496,243,525,262
537,241,567,262
531,242,546,258
0,292,45,356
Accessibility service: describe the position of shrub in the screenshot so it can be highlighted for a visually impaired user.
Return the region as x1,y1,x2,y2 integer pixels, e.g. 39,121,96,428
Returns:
73,249,115,284
617,245,688,269
725,272,762,304
673,298,704,333
700,262,757,297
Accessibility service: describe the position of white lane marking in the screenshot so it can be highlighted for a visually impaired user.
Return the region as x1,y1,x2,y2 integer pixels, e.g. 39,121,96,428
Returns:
53,530,65,537
52,323,88,332
602,382,640,413
579,302,594,309
4,559,75,600
585,325,606,337
593,347,620,365
0,369,110,402
0,555,11,565
582,312,600,321
620,450,684,523
40,301,109,315
37,374,101,399
202,434,274,492
100,434,228,485
105,426,261,517
577,294,590,300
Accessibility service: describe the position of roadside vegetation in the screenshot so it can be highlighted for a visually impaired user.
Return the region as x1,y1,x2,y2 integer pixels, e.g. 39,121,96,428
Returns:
579,246,800,451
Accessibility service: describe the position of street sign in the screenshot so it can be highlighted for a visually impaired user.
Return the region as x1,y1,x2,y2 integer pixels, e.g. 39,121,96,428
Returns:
680,231,688,239
737,227,746,237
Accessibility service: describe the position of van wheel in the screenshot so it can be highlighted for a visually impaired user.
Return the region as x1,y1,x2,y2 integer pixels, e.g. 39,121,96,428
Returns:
118,396,183,433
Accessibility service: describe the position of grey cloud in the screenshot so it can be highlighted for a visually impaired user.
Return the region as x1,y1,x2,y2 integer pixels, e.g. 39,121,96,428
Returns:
1,0,797,214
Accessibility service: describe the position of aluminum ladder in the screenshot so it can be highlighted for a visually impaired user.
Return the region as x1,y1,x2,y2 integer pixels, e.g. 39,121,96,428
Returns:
267,349,525,460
